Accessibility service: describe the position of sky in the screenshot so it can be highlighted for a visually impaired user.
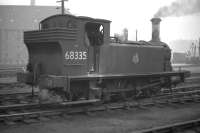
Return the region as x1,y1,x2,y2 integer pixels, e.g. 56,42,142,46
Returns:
0,0,200,52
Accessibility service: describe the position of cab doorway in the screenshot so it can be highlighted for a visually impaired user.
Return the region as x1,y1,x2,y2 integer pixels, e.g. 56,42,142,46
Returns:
85,22,104,73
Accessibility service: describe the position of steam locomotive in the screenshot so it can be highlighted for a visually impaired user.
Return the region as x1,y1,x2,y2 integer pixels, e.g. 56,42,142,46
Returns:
18,14,190,103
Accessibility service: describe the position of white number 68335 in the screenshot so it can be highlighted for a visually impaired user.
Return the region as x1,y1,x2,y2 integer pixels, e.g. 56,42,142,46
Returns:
65,51,87,60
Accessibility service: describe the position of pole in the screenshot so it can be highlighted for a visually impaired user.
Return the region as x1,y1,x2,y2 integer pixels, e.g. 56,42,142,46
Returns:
57,0,68,15
61,0,64,15
136,30,138,41
194,44,196,57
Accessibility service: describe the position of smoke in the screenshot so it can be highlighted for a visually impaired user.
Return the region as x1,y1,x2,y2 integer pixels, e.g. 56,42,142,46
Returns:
154,0,200,18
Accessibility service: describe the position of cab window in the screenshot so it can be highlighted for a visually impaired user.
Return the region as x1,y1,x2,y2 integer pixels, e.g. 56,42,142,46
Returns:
85,22,104,46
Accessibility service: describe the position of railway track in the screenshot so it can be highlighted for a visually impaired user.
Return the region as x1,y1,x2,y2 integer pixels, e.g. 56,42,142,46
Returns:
136,118,200,133
0,83,199,105
0,72,199,125
0,86,200,125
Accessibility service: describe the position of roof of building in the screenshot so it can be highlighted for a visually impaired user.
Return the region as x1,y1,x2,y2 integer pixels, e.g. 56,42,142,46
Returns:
0,5,65,30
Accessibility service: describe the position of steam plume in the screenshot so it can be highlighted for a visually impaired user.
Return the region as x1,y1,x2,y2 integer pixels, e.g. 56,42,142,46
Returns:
154,0,200,17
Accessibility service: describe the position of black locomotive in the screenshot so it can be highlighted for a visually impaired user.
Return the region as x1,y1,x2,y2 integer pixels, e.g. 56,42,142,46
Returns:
18,14,190,103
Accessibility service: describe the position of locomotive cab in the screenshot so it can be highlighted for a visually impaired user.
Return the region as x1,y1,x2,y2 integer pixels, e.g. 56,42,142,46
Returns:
22,14,111,82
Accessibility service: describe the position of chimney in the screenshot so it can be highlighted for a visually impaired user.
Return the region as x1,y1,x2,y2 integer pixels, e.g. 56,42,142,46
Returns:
30,0,35,6
123,28,128,42
151,18,161,42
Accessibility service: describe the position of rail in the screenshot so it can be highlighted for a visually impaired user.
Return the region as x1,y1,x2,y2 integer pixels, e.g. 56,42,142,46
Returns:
135,119,200,133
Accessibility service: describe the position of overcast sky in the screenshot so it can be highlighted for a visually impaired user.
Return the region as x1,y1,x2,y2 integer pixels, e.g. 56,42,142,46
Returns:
0,0,200,52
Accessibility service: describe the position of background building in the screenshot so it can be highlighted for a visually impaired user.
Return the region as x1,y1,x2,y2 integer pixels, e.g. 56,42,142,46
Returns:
0,4,62,68
172,52,187,64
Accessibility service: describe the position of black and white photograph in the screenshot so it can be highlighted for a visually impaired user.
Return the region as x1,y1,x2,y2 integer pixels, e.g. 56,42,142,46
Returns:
0,0,200,133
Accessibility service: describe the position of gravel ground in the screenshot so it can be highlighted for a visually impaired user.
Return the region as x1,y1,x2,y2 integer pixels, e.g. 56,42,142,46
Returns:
1,103,200,133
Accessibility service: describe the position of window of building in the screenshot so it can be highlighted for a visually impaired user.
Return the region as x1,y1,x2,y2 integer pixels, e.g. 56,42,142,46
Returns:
16,30,22,41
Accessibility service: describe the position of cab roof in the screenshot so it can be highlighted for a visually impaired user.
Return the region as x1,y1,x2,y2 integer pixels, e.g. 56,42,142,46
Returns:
40,14,111,24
